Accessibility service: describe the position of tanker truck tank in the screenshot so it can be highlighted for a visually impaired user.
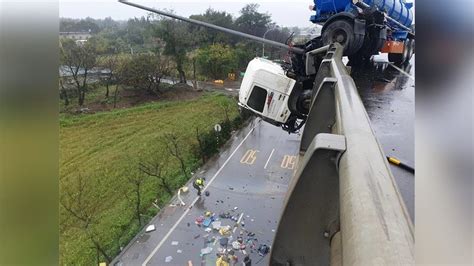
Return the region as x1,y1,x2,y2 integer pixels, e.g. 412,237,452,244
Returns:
310,0,415,65
311,0,413,31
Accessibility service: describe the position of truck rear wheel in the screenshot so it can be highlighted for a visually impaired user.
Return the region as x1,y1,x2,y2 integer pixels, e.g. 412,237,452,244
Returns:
405,39,415,63
388,39,410,65
322,19,362,55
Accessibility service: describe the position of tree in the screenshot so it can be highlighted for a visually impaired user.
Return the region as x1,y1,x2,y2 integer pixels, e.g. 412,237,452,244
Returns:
196,44,237,80
87,35,113,55
126,172,147,226
60,17,100,34
161,133,188,179
190,8,236,45
96,54,127,98
59,77,70,106
60,175,112,263
219,99,234,123
153,17,193,83
138,154,174,197
60,38,97,106
233,4,273,62
235,4,272,37
234,42,256,71
119,53,171,95
194,127,219,164
124,17,151,47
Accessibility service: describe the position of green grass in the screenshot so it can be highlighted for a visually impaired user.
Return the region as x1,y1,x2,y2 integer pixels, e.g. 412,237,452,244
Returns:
59,93,240,265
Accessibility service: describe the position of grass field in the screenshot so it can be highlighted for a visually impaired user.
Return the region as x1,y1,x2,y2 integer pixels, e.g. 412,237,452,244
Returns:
59,93,240,265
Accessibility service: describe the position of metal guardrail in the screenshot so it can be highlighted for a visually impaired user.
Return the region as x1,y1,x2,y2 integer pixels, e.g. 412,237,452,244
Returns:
270,43,414,265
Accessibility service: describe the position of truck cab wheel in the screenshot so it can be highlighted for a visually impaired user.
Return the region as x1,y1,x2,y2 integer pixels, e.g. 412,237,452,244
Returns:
322,19,361,55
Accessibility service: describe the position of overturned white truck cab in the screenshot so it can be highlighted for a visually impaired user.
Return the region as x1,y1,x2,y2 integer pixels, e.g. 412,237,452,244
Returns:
238,58,299,130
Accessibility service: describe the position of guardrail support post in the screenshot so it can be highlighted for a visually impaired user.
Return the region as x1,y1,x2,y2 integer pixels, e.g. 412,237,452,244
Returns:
300,77,338,153
271,133,346,265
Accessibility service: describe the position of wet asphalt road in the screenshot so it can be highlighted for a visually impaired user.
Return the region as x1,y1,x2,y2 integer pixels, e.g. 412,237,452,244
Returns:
113,55,415,265
114,119,301,265
351,55,415,221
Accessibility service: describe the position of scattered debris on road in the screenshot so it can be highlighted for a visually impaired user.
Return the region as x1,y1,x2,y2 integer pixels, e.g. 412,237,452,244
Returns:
145,224,156,233
189,207,271,265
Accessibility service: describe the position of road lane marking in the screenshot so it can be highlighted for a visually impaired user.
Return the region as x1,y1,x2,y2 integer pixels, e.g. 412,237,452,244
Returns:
142,122,259,266
388,63,414,80
240,149,259,165
264,148,275,169
264,147,276,169
281,155,297,169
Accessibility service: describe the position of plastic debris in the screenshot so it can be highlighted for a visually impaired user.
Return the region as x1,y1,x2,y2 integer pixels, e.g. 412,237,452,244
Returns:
200,246,213,256
195,216,204,225
219,225,232,236
205,191,210,196
219,212,231,219
205,211,212,217
203,216,214,227
145,224,156,232
216,256,230,266
234,207,238,210
231,241,245,250
232,241,240,250
258,244,270,256
177,249,182,253
219,237,229,246
165,256,173,263
211,221,222,230
205,227,212,233
171,241,179,246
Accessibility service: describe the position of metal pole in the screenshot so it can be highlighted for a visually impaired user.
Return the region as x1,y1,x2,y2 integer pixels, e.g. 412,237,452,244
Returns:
262,27,278,57
118,0,305,54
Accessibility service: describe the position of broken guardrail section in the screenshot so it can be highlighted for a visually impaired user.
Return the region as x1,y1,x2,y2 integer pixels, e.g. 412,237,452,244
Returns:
270,43,414,265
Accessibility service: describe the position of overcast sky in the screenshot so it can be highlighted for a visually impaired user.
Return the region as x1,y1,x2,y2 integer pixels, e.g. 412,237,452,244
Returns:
60,0,315,28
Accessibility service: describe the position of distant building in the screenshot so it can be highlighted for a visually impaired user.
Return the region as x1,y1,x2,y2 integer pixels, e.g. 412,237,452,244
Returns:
59,31,92,41
60,31,92,46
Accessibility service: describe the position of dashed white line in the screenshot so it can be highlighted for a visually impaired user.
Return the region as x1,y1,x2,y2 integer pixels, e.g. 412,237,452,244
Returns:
264,148,275,169
388,62,414,80
142,122,259,266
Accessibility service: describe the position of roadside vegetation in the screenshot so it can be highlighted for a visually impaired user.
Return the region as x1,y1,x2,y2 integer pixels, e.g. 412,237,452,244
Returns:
59,4,301,112
60,93,250,264
59,3,286,264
